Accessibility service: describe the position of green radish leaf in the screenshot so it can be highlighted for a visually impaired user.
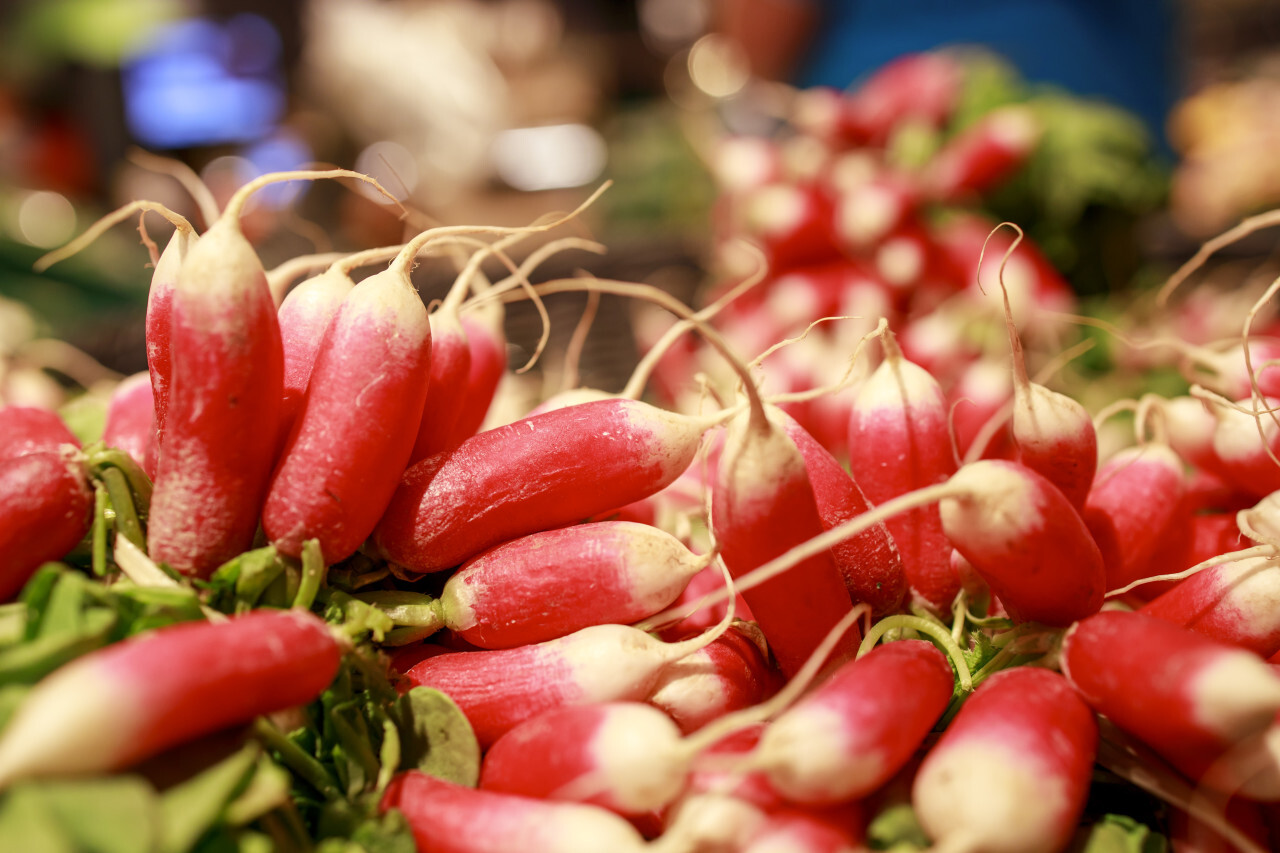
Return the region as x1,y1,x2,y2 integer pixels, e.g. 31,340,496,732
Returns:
395,687,480,787
1078,814,1167,853
320,589,395,643
866,802,930,851
223,755,293,826
0,784,78,853
158,741,260,853
11,775,160,853
0,602,29,646
20,563,68,637
0,606,114,686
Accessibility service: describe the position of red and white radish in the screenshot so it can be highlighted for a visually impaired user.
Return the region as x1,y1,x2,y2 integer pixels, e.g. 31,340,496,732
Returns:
102,371,159,479
847,329,958,611
148,172,381,576
262,232,436,563
438,520,712,649
382,770,648,853
913,667,1097,853
0,449,92,601
750,639,953,805
1062,609,1280,783
1140,554,1280,658
0,608,341,786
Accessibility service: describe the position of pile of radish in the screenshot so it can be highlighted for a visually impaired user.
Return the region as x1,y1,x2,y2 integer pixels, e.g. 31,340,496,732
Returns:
4,65,1280,850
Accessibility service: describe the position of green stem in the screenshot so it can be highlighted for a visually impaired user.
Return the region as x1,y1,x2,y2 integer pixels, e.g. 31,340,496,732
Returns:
91,483,109,577
292,540,325,612
99,467,145,550
252,717,341,801
857,613,973,693
88,447,153,516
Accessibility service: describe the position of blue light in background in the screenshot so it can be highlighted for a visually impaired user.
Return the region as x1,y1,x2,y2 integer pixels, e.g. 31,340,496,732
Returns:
122,14,285,150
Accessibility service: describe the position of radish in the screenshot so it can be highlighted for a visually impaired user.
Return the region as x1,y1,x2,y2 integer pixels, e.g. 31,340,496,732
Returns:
843,52,961,144
148,170,389,576
381,770,649,853
0,449,92,601
833,174,919,252
401,616,733,747
451,304,507,446
479,701,690,816
262,229,441,563
275,265,356,436
1140,554,1280,659
101,371,159,479
912,667,1097,853
922,106,1040,201
145,224,197,449
0,608,341,786
713,399,861,678
436,520,713,649
0,404,81,458
1061,610,1280,783
940,459,1105,625
738,804,866,853
991,230,1097,511
737,180,841,273
779,409,906,618
749,639,953,806
374,397,721,573
1179,337,1280,400
647,622,782,734
1083,442,1187,591
1207,395,1280,498
847,329,958,611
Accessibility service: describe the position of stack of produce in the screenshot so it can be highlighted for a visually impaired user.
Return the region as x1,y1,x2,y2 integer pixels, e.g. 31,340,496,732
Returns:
1,139,1279,852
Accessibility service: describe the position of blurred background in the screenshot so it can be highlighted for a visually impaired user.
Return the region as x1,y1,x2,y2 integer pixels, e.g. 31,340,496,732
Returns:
3,0,1280,409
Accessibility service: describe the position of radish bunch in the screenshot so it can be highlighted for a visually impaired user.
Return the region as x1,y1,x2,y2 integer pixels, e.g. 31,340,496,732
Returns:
9,145,1280,853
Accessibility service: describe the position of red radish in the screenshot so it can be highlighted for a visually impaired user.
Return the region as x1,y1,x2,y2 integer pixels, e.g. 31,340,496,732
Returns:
678,724,785,813
1126,508,1246,601
912,667,1097,853
841,52,961,144
479,701,689,816
33,202,196,452
1061,610,1280,783
922,105,1040,201
833,174,919,251
713,401,861,678
847,329,959,611
401,618,731,747
779,411,906,617
275,265,356,435
262,232,437,563
739,804,866,853
873,223,933,294
411,308,471,462
0,608,340,785
148,171,383,576
750,639,953,805
950,356,1015,461
102,371,159,479
710,134,782,193
451,304,507,445
0,449,92,601
1208,396,1280,498
936,213,1076,329
0,404,81,459
146,225,197,448
374,397,720,573
647,622,782,734
381,770,648,853
437,520,712,649
737,180,841,273
655,561,756,644
1179,338,1280,400
993,240,1097,511
1163,394,1224,474
1140,554,1280,658
1083,442,1187,591
940,459,1105,625
660,790,768,852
